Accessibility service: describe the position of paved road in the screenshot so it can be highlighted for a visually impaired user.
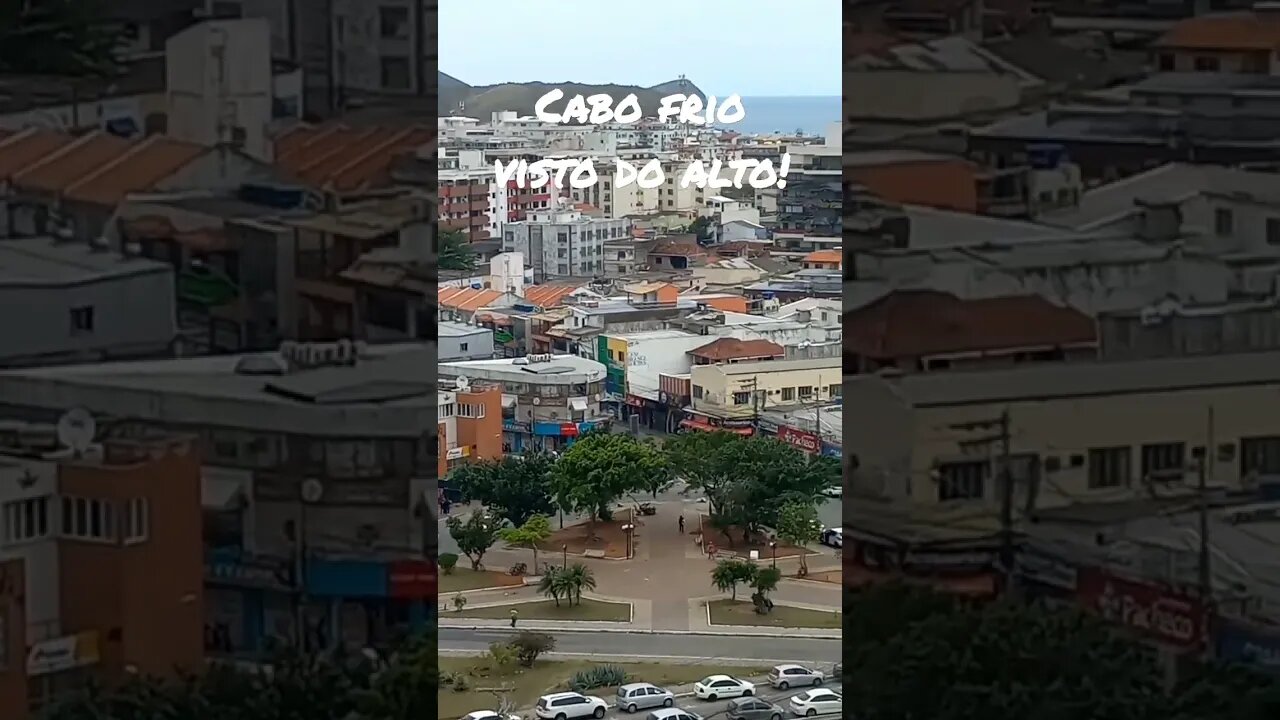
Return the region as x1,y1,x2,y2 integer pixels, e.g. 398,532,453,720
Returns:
439,628,840,666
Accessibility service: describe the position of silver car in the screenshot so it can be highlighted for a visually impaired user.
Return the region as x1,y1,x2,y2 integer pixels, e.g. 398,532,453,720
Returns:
768,664,824,689
645,709,702,720
617,683,675,713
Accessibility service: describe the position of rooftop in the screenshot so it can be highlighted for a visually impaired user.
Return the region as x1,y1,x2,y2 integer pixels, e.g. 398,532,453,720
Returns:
439,287,505,312
273,123,436,193
439,321,490,338
1154,10,1280,51
689,337,785,361
698,357,841,376
523,284,584,308
848,350,1280,409
0,237,170,287
439,354,606,384
845,290,1097,359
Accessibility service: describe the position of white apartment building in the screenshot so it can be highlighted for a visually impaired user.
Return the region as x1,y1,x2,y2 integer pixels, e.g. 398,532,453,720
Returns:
501,209,632,281
690,357,843,422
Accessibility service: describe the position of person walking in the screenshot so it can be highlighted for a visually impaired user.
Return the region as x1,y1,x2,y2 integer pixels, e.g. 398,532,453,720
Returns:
510,608,519,627
678,514,685,534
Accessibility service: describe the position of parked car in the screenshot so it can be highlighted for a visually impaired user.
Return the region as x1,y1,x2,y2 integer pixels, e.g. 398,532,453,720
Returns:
726,697,784,720
462,712,519,720
768,664,824,689
617,683,676,712
832,662,842,679
819,527,842,548
788,689,843,716
645,709,703,720
821,484,842,498
693,675,755,700
535,692,608,720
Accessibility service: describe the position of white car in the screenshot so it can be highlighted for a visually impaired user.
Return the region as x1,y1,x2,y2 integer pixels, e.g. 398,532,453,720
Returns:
463,712,519,720
693,675,755,701
821,485,842,498
535,692,608,720
820,527,842,548
788,689,843,717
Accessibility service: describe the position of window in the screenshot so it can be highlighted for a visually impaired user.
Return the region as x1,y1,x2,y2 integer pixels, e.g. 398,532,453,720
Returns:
60,496,114,542
3,498,49,543
1215,208,1234,236
1158,53,1175,71
937,461,986,502
459,342,469,352
798,386,813,400
732,391,751,405
1141,442,1186,481
1194,56,1220,72
70,306,94,335
781,387,796,402
457,403,485,419
827,384,841,398
123,498,148,543
378,5,410,38
1088,447,1131,489
379,55,411,90
692,385,703,399
1241,437,1280,477
1267,218,1280,246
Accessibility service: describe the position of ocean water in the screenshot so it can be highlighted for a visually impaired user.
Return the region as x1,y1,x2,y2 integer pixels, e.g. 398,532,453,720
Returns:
725,96,841,137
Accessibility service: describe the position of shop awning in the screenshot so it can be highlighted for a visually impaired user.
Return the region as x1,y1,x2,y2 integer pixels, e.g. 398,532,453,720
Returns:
679,419,753,436
202,471,246,511
501,395,517,409
569,398,588,412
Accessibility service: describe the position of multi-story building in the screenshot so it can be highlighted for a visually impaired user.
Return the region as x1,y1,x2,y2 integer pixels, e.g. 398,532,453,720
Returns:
438,354,609,453
0,428,203,716
0,342,436,656
0,238,176,368
500,209,632,282
437,379,503,478
687,357,843,430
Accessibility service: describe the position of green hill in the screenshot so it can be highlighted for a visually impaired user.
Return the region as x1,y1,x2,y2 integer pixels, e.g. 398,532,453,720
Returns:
438,73,705,119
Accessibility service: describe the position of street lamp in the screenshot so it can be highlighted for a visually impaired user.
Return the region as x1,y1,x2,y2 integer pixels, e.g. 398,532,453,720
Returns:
770,540,778,569
562,543,568,569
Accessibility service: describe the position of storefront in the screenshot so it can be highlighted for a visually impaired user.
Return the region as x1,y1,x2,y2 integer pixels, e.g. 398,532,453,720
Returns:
678,413,754,436
502,419,530,453
776,425,820,454
530,419,607,451
26,631,100,714
204,551,296,655
303,557,434,651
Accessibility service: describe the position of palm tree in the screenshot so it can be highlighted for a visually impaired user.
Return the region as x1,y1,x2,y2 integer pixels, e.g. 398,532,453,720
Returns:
439,229,477,272
538,567,564,607
562,563,596,606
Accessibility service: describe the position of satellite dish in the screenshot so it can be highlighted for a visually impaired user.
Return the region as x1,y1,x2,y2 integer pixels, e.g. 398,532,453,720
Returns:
455,375,470,390
300,478,324,504
56,408,96,453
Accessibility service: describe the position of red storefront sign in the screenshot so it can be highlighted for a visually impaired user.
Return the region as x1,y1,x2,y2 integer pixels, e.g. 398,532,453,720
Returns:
777,425,820,454
625,395,645,408
1076,567,1205,648
388,561,437,599
560,423,579,437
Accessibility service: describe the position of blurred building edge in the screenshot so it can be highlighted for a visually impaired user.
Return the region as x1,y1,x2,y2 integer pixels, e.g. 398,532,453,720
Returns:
0,341,437,669
0,429,203,717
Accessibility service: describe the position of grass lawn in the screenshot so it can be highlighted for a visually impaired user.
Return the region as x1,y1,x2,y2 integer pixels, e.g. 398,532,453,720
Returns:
438,657,769,719
439,568,524,594
707,599,841,629
451,598,632,622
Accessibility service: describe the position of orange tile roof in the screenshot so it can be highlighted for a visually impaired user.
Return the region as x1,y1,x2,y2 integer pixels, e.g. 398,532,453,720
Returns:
273,123,435,193
439,286,504,312
64,137,205,207
689,338,785,361
12,132,132,194
0,129,75,183
803,250,842,264
848,158,979,213
1154,12,1280,51
523,284,581,308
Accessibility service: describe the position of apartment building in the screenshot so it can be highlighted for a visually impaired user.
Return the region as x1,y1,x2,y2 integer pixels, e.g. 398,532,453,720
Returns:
437,380,503,478
500,209,632,282
1151,5,1280,74
0,429,203,716
439,354,609,453
0,343,436,656
439,170,492,240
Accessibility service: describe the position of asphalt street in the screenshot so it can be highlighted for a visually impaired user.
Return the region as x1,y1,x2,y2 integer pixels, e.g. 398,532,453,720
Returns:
439,628,841,667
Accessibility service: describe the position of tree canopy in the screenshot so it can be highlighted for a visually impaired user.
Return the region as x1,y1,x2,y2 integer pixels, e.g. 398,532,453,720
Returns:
0,0,123,76
550,432,670,535
439,229,477,272
451,452,557,526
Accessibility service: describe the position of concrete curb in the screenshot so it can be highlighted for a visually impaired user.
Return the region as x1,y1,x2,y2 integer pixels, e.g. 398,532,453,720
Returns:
438,623,840,640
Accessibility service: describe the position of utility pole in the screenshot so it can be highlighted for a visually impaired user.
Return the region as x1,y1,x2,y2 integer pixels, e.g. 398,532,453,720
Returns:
951,409,1015,590
1200,406,1215,656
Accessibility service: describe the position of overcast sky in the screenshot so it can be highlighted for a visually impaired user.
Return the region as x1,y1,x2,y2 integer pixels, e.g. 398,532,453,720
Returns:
438,1,840,97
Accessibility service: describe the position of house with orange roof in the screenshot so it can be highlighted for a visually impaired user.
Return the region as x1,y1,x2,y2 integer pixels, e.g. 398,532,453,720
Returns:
521,283,595,309
272,123,435,200
438,286,519,323
1153,7,1280,74
0,129,276,241
801,250,842,270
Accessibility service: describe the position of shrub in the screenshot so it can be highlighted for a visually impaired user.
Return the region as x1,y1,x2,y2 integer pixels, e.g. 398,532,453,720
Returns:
510,631,555,667
570,665,627,691
452,674,470,692
439,553,459,575
488,641,519,668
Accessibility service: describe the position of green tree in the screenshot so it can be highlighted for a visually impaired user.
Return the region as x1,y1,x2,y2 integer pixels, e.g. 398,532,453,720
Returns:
452,452,557,527
665,431,743,514
689,216,714,240
846,586,1167,720
537,566,567,607
438,553,458,575
551,432,669,539
499,513,553,571
0,0,123,76
511,631,556,667
439,229,477,272
561,562,597,606
750,566,782,615
1171,661,1280,720
775,501,821,574
710,558,758,601
446,511,503,570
